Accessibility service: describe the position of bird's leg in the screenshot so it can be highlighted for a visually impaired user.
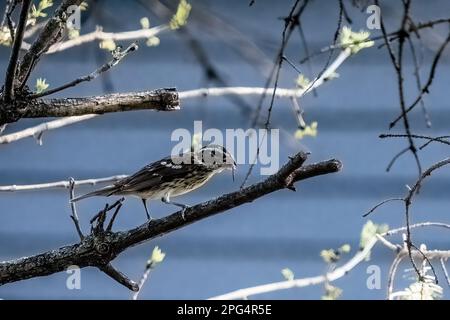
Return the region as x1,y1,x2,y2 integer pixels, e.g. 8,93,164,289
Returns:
161,195,189,220
141,198,152,220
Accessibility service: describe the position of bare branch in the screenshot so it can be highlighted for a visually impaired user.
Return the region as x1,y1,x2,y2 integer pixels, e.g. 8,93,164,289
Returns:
384,222,450,236
406,36,431,128
440,259,450,288
0,175,127,192
21,25,169,54
405,158,450,205
380,133,450,147
363,198,404,217
0,115,97,145
68,178,84,240
132,267,152,300
387,253,404,300
3,0,31,102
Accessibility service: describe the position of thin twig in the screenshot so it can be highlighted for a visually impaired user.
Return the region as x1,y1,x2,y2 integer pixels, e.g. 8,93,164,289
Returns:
380,133,450,147
387,253,404,300
403,158,450,279
363,198,404,217
386,146,409,172
21,25,168,54
375,234,399,251
390,31,450,128
106,202,123,232
297,19,316,96
69,178,84,240
99,263,139,292
406,36,431,128
0,115,97,145
1,0,14,27
440,259,450,288
132,262,155,300
90,198,124,226
29,42,139,99
0,124,6,135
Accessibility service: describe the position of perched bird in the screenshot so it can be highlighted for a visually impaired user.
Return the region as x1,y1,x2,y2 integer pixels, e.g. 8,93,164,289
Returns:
71,144,236,220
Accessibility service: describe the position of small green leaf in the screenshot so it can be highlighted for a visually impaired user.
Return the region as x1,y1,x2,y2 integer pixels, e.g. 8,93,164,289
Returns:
35,78,49,94
295,74,310,89
339,244,351,253
322,283,342,300
170,0,192,30
0,26,12,46
324,71,340,82
320,249,339,264
281,268,294,281
295,121,318,140
339,26,374,54
99,39,116,51
146,36,160,47
68,28,80,39
29,0,54,23
140,17,150,29
147,246,166,268
79,1,88,11
360,220,389,260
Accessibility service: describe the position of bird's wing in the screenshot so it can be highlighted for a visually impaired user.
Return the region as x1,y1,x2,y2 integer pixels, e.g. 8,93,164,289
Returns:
113,155,205,194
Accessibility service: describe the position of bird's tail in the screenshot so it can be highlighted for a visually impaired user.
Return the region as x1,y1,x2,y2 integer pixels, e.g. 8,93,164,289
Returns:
70,185,118,202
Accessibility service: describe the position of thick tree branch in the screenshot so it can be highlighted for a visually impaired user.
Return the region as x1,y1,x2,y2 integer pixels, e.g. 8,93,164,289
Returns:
0,88,179,124
0,153,341,287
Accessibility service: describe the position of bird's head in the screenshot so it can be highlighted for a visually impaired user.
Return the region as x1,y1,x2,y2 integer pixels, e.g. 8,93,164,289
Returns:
194,144,237,172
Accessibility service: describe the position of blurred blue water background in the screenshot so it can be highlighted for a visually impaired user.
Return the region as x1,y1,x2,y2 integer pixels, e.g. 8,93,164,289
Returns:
0,0,449,299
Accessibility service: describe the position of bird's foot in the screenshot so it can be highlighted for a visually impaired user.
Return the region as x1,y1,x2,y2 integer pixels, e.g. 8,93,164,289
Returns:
180,205,190,220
